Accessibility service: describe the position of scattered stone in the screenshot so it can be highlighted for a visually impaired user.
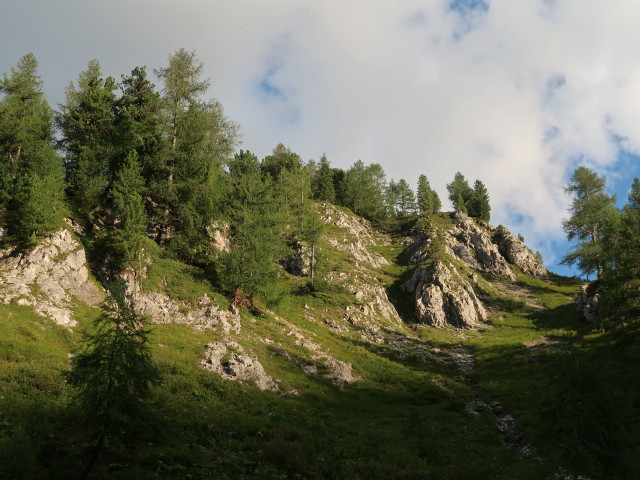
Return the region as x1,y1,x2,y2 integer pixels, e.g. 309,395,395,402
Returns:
201,341,277,391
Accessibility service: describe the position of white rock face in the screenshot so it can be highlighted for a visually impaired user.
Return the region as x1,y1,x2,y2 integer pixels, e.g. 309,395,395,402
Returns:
446,214,515,280
0,228,103,326
493,229,547,278
406,261,487,328
319,203,389,268
121,273,241,336
201,341,277,391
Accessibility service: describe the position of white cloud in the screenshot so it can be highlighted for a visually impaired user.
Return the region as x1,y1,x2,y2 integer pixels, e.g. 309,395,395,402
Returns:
3,0,640,271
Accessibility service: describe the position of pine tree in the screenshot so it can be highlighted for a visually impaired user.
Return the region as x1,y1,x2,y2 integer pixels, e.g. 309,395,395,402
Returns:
417,174,433,214
342,160,387,222
110,151,147,271
447,172,473,214
385,180,399,217
0,53,64,244
431,189,442,214
115,66,163,173
600,178,640,319
562,166,616,278
469,179,491,221
313,154,335,203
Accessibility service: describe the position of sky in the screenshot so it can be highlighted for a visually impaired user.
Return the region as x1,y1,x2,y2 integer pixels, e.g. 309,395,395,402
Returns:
3,0,640,276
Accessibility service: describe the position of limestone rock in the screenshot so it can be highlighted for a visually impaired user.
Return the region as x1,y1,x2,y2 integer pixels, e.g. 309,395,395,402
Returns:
320,203,389,267
494,228,547,278
406,261,486,328
201,341,277,391
447,214,515,280
0,228,103,326
575,284,599,323
121,274,241,335
207,222,230,252
284,241,311,276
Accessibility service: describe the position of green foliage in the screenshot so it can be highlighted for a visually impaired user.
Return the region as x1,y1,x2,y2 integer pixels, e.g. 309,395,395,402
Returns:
57,60,118,224
340,160,388,222
417,174,440,215
152,49,239,259
469,179,491,221
447,171,473,214
599,177,640,321
0,54,65,245
109,150,147,270
312,154,336,203
561,166,616,278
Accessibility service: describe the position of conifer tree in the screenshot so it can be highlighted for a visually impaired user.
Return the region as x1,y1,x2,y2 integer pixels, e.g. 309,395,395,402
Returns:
385,180,399,217
600,178,640,318
57,60,117,224
396,178,416,215
219,150,281,301
447,172,473,214
67,281,159,478
153,49,238,258
313,154,336,203
110,151,147,271
115,66,163,173
469,179,491,221
417,174,433,214
342,160,387,222
562,166,616,278
0,53,64,244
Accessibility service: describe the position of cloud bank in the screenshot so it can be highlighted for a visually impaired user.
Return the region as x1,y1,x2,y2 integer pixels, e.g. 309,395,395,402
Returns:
3,0,640,271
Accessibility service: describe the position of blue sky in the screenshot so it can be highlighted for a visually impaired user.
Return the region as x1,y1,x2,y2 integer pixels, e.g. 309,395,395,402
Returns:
3,0,640,277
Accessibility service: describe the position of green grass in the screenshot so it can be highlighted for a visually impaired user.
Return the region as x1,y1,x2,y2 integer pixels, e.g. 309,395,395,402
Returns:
1,210,639,479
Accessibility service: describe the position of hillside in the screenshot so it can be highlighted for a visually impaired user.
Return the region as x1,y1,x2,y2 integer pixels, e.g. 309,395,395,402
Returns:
0,206,638,479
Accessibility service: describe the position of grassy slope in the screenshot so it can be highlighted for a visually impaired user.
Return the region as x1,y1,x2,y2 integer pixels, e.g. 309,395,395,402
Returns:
0,213,638,479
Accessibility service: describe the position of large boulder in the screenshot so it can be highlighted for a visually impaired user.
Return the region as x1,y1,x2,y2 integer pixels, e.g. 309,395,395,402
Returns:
201,341,277,391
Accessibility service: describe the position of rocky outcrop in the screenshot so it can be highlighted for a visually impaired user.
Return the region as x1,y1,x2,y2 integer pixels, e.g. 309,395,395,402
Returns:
320,203,389,268
207,222,230,252
284,241,311,276
201,341,277,391
0,228,103,326
493,228,546,278
575,284,599,323
135,291,240,335
446,214,515,280
121,274,241,335
405,261,487,328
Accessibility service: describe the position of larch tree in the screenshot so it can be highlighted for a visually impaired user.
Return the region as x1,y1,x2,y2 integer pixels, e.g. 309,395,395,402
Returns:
600,178,640,319
561,166,616,279
396,178,416,216
154,49,238,259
